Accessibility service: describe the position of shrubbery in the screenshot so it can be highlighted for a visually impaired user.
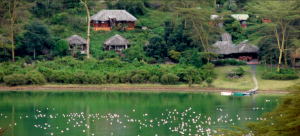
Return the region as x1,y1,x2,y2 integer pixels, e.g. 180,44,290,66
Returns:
262,73,298,80
262,69,298,80
0,70,4,82
88,72,107,84
26,71,47,85
150,75,159,83
37,66,53,81
206,77,213,87
50,70,74,83
161,73,179,85
0,56,217,86
212,59,247,66
4,74,28,86
73,71,88,84
131,74,144,83
227,67,245,78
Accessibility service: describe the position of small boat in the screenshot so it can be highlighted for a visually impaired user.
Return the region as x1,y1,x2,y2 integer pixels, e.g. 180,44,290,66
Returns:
221,92,232,96
234,92,252,96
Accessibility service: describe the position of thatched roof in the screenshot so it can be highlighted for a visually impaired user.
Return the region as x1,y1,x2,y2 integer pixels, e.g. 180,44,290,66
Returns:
104,34,130,46
221,32,232,44
236,40,259,53
66,35,87,45
211,41,237,55
91,10,137,22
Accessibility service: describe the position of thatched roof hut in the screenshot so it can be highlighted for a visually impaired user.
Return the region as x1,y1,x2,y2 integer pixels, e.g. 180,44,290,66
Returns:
221,32,232,44
66,35,87,45
104,34,130,46
211,41,237,55
236,40,259,53
91,10,137,22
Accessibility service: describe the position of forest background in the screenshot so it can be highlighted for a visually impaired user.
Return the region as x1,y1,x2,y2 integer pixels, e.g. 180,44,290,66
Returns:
0,0,300,87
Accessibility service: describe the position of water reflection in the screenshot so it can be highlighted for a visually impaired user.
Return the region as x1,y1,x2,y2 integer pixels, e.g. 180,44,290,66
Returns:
0,91,284,136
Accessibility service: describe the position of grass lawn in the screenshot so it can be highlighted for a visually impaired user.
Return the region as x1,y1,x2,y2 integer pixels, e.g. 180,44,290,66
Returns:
213,65,300,91
255,65,300,90
213,65,254,90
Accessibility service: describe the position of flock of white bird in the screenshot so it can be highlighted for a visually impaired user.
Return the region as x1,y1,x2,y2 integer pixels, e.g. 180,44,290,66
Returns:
0,101,275,136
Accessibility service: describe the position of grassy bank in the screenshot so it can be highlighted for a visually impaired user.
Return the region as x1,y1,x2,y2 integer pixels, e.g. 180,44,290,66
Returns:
255,65,300,90
213,65,300,91
213,66,254,90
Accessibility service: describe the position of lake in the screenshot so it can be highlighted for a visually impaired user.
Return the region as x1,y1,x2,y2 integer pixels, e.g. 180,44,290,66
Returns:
0,91,284,136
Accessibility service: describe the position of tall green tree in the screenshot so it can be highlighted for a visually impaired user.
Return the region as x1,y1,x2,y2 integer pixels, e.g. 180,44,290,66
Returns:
176,7,226,53
23,20,52,59
144,36,168,62
53,39,69,57
80,0,90,59
3,0,20,62
246,1,300,72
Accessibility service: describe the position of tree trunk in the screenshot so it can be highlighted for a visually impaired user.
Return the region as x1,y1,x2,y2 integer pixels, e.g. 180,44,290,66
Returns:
81,0,91,59
277,49,283,72
8,0,17,63
11,24,14,63
284,50,288,70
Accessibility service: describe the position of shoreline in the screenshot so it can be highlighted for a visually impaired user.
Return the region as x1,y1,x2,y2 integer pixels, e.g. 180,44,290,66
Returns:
0,84,290,93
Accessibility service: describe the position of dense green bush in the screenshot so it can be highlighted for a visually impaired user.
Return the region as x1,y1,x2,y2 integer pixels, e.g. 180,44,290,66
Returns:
73,71,88,84
37,66,53,81
4,74,28,86
0,55,217,86
161,73,179,85
24,56,32,64
50,70,74,83
88,72,107,84
131,74,144,83
206,77,213,87
26,71,47,85
262,72,298,80
212,59,247,66
107,73,119,84
0,70,4,82
202,63,216,79
150,75,159,83
227,67,245,78
119,71,132,83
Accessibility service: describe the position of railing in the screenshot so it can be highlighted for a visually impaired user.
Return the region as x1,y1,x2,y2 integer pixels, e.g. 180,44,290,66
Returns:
93,27,111,31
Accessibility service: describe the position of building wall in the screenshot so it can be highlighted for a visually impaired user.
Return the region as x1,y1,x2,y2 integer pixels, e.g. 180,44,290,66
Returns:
92,21,135,31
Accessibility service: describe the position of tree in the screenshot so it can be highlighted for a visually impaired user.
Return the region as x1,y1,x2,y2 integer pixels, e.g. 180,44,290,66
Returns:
53,39,69,57
144,36,168,62
3,0,19,62
80,0,90,59
23,20,52,59
169,50,181,61
176,7,226,53
122,44,145,62
246,1,300,72
0,36,12,61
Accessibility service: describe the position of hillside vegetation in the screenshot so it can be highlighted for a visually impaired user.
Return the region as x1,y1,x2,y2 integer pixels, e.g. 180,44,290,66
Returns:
0,0,300,88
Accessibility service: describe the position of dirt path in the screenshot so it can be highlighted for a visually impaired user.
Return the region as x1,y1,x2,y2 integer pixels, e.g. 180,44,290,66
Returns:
250,64,259,91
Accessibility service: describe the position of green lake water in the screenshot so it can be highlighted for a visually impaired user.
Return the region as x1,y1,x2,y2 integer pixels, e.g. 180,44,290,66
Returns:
0,91,284,136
